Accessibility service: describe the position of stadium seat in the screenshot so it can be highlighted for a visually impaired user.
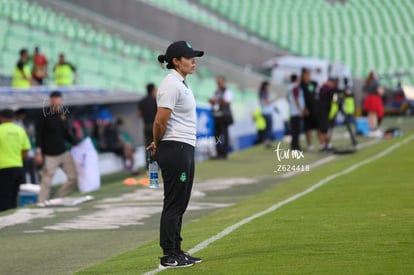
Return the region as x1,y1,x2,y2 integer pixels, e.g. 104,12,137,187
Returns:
0,0,253,103
0,50,19,76
195,0,414,80
141,0,248,40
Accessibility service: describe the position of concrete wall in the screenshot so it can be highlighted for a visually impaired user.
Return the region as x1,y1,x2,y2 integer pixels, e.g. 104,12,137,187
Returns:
60,0,279,68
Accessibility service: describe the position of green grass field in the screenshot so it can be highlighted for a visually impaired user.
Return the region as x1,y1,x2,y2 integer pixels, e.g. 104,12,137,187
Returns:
1,118,413,275
77,131,414,274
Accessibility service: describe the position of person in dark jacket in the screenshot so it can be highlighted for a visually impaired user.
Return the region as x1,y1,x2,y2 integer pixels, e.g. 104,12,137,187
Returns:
35,91,78,203
138,83,157,168
316,78,337,151
300,68,319,151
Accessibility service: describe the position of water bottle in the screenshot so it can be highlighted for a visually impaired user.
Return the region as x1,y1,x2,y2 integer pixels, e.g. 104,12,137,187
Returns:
148,151,159,188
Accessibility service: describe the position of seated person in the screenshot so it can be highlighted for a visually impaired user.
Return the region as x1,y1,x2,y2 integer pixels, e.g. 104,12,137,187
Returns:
99,120,137,175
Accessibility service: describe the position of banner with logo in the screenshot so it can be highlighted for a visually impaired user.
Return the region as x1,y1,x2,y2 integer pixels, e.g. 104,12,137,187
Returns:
71,137,101,193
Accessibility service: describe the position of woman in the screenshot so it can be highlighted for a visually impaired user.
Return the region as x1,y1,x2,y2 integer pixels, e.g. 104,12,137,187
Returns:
362,70,379,116
146,41,203,269
363,85,384,132
258,81,274,147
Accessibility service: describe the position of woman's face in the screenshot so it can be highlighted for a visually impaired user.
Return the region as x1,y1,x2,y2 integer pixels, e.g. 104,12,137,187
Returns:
174,57,196,76
377,86,384,95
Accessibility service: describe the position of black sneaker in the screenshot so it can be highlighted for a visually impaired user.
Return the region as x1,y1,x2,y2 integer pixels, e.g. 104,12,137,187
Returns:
179,251,203,263
159,253,194,269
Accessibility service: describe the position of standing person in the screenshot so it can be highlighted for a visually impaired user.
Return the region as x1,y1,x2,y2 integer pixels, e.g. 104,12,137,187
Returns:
327,79,358,147
11,48,31,88
287,74,305,150
15,109,39,184
53,53,77,86
138,83,157,168
258,81,274,148
316,78,337,151
209,76,233,159
362,70,379,115
300,68,318,151
146,40,203,269
32,46,48,85
0,109,31,212
35,91,78,203
252,106,266,144
363,71,379,96
363,84,384,134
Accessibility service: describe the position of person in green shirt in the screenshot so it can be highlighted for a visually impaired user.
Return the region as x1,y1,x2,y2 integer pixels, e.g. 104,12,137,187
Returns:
53,53,77,86
11,48,32,88
0,109,31,212
252,106,266,144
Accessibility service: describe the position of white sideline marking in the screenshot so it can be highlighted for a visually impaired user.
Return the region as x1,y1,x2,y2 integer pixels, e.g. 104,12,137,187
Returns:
143,135,414,275
280,139,380,179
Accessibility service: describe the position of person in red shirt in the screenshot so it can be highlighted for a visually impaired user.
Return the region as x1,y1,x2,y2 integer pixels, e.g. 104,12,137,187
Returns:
32,47,48,85
363,85,384,130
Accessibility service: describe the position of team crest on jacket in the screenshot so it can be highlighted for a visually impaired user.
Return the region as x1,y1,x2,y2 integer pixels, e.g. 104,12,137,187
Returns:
180,172,187,182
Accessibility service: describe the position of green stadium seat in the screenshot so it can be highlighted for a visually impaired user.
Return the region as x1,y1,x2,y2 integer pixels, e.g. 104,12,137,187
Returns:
0,18,10,42
30,29,50,45
53,39,74,58
4,34,28,53
195,0,414,80
0,0,245,96
0,50,19,76
142,0,248,40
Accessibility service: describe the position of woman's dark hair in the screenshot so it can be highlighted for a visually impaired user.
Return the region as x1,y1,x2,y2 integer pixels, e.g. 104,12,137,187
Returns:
258,80,269,99
157,54,175,69
365,70,376,85
259,81,269,92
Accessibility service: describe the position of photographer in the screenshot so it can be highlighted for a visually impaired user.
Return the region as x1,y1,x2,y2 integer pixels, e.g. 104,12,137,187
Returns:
328,78,358,148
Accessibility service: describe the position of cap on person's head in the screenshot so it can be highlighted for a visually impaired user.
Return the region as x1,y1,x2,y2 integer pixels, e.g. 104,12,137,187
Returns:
157,41,204,68
0,109,16,119
50,91,62,98
301,67,310,74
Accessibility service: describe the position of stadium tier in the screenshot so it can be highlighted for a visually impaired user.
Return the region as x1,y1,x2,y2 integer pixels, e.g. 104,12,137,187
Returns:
195,0,414,84
0,1,159,92
141,0,249,40
0,0,259,104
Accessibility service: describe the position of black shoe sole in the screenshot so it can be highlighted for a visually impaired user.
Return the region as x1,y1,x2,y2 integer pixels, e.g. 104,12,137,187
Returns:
159,262,194,270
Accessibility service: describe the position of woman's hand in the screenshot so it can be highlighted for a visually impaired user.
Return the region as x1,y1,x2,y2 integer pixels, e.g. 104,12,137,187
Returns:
34,154,43,166
146,141,157,158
